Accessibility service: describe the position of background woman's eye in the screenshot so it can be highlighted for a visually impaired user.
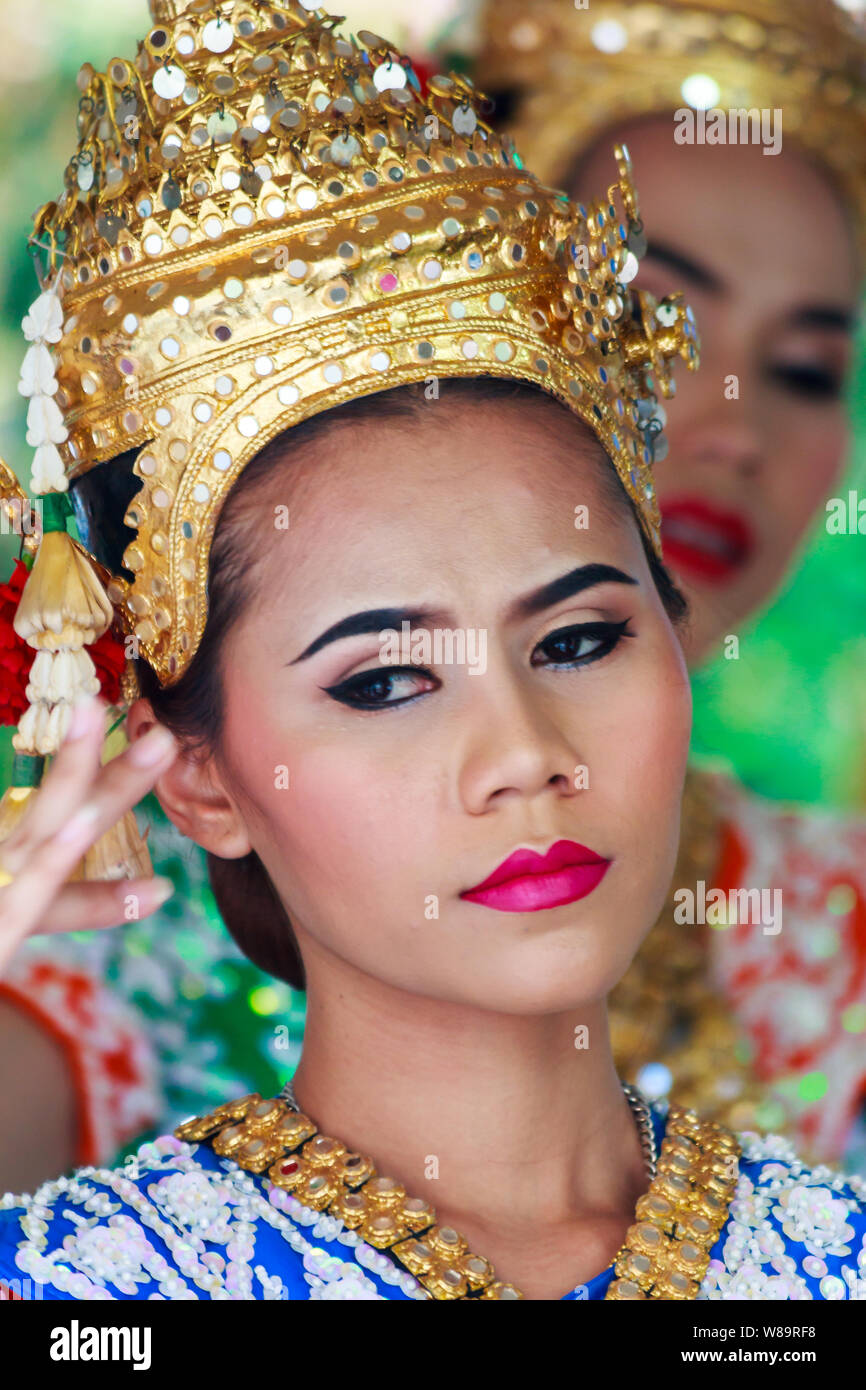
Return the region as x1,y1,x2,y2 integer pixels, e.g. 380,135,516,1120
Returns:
531,619,630,669
768,363,843,401
324,666,437,710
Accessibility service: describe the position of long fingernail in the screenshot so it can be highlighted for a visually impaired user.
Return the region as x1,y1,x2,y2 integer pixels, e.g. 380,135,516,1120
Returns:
67,697,99,740
151,876,175,904
57,803,100,844
130,727,176,767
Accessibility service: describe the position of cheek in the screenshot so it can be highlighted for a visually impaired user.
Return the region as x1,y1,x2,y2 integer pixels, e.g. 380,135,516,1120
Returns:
621,658,692,928
262,736,424,914
764,411,848,535
220,677,400,916
623,651,692,811
587,633,691,842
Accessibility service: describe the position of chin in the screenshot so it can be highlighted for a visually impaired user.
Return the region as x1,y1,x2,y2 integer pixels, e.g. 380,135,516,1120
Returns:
449,936,639,1018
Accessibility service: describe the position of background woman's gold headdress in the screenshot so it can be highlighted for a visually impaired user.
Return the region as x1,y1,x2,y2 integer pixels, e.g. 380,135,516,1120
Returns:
474,0,866,244
0,0,700,882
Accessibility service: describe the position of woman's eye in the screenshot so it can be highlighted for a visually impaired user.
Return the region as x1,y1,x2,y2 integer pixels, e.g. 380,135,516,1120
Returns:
531,619,630,669
768,363,843,402
324,665,437,710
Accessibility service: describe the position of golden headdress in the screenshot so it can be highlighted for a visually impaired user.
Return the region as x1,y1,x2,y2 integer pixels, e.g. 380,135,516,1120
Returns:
0,0,699,882
474,0,866,241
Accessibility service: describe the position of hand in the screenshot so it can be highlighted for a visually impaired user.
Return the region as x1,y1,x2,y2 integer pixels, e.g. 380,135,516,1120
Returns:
0,693,178,977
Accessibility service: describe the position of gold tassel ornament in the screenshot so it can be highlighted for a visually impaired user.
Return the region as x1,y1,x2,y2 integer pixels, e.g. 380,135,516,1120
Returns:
0,488,153,882
0,272,155,886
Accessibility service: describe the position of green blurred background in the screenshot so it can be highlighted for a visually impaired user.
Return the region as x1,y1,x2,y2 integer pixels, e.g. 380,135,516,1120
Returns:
0,0,863,810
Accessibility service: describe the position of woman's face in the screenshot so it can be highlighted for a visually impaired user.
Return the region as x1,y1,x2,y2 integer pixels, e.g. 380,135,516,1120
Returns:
207,392,692,1015
577,117,860,665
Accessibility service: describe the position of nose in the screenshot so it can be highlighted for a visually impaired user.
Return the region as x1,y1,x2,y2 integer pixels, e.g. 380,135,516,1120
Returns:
666,351,765,482
458,674,582,816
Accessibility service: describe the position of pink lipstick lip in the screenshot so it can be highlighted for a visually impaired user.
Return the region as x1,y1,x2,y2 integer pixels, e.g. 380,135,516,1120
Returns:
661,496,755,584
460,839,611,913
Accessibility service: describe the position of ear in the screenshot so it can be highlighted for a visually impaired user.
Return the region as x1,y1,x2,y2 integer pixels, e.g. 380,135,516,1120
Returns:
125,696,252,859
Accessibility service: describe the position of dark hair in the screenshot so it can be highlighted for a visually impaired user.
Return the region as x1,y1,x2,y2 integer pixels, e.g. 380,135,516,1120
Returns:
70,377,687,989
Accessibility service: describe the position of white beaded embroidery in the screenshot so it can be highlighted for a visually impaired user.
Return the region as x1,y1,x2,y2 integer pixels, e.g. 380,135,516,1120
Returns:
5,1135,428,1301
4,1125,865,1302
699,1131,866,1301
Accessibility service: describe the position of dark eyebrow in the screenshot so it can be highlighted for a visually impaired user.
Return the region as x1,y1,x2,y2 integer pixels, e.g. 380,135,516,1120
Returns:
289,607,447,663
509,563,638,620
646,240,856,333
289,564,638,663
644,238,724,294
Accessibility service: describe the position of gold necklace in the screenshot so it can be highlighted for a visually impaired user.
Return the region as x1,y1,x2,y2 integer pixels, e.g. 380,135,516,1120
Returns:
175,1087,740,1300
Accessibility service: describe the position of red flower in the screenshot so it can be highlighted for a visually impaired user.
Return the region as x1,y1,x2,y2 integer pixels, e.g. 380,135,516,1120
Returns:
90,623,127,707
0,559,36,727
0,556,128,727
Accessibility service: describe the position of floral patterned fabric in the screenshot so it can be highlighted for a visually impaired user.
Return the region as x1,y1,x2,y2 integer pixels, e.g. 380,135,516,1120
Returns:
1,1104,864,1301
709,774,866,1165
0,956,159,1167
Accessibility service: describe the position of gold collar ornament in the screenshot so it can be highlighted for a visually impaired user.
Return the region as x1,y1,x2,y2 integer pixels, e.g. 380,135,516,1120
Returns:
174,1078,739,1295
174,1086,741,1299
0,0,699,885
472,0,866,250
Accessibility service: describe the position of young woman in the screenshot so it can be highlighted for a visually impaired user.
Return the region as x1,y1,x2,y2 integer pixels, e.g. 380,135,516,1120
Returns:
0,0,864,1303
4,0,864,1194
471,0,866,1162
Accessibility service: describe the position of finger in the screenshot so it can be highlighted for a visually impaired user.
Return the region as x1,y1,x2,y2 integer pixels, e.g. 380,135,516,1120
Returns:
0,814,126,970
0,710,179,963
52,721,179,854
19,874,176,938
2,709,177,879
0,725,174,947
0,694,109,874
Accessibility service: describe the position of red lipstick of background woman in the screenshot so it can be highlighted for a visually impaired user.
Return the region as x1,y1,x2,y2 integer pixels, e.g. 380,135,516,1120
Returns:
460,840,610,913
661,497,754,584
